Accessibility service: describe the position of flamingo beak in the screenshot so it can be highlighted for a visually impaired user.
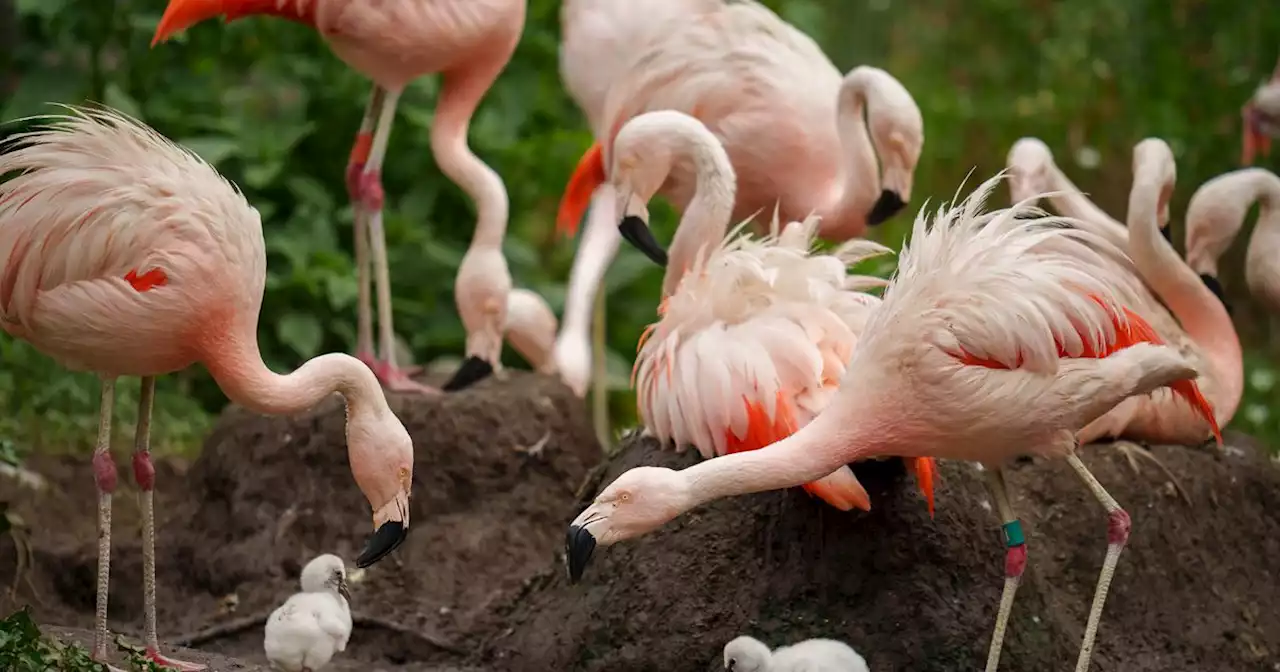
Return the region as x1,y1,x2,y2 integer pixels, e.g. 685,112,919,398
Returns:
867,189,907,226
565,523,598,584
441,356,494,392
338,577,352,603
357,520,408,568
618,215,668,267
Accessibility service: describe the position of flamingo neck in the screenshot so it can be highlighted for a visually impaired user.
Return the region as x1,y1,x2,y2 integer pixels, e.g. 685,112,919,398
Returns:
560,185,621,340
682,408,880,506
431,66,510,252
200,318,387,418
819,75,880,237
1127,173,1244,424
1242,174,1280,298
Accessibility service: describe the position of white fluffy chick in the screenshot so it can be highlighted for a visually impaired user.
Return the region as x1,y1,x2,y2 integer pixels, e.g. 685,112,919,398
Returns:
723,635,869,672
264,554,353,672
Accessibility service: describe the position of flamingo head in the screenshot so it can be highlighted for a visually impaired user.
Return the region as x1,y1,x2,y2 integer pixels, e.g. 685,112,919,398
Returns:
348,409,415,568
299,554,351,604
1006,138,1055,205
608,138,670,267
565,466,692,583
723,636,772,672
1243,83,1280,166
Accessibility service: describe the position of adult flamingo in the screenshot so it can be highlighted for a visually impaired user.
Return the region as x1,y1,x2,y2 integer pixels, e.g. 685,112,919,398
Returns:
1006,138,1241,450
566,173,1221,672
552,0,924,397
613,110,935,513
0,108,415,671
503,287,560,376
1242,55,1280,166
1184,167,1280,314
151,0,528,394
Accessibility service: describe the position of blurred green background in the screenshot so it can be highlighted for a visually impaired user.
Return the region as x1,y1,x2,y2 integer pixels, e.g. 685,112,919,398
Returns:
1,0,1278,461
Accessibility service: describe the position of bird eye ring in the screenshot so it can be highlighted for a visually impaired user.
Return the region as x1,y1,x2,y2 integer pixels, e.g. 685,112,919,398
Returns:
619,493,630,502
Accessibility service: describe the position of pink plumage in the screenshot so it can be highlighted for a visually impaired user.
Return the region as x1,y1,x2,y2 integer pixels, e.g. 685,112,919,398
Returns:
0,107,414,671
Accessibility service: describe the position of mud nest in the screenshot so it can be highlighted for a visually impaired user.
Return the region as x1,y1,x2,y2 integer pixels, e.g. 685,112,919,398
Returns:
485,435,1280,672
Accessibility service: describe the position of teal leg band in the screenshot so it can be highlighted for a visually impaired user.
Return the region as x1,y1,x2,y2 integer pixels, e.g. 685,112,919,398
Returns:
1002,520,1025,547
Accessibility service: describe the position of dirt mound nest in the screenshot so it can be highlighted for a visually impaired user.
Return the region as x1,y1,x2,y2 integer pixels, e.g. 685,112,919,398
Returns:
2,371,601,670
485,435,1280,671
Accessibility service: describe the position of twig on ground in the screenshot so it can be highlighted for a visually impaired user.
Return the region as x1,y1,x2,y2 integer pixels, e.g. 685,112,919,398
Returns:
171,609,465,656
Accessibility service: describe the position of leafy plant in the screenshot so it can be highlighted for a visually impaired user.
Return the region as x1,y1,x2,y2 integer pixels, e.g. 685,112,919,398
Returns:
0,607,106,672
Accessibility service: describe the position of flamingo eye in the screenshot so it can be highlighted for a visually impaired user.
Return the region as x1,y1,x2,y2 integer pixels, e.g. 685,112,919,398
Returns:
619,492,631,502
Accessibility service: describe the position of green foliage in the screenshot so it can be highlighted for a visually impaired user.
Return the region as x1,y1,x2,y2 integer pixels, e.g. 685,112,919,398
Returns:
0,607,104,672
0,0,1278,456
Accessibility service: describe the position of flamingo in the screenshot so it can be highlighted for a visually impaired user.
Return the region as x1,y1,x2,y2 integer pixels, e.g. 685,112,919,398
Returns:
0,108,414,671
151,0,528,395
1006,138,1241,452
1184,167,1280,315
723,635,869,672
612,110,935,513
565,172,1222,672
263,553,352,672
1242,54,1280,166
551,0,924,397
502,287,559,376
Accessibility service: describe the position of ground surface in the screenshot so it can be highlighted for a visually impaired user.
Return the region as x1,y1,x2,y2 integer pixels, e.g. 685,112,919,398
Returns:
2,377,1279,671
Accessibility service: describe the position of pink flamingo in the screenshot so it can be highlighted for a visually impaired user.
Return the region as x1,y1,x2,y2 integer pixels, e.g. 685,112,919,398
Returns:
1184,167,1280,315
551,0,924,397
565,173,1222,672
1242,55,1280,166
0,108,415,671
151,0,528,394
502,287,560,376
611,109,935,513
1006,138,1241,453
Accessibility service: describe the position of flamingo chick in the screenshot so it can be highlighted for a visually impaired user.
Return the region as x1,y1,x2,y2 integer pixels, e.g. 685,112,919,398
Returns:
0,108,414,671
552,0,923,397
1242,55,1280,165
152,0,527,395
264,554,353,672
566,173,1221,672
1184,167,1280,314
610,110,935,513
723,635,869,672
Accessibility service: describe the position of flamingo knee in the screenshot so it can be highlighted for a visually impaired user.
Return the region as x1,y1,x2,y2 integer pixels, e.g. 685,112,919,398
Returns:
1106,508,1132,545
132,450,156,491
357,170,385,212
92,451,118,494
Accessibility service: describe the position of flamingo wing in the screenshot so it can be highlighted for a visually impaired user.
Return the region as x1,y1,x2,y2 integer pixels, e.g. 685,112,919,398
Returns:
0,107,263,373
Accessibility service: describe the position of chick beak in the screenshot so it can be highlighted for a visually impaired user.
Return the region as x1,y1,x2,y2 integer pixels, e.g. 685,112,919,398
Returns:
565,524,598,584
357,520,408,568
338,577,352,603
618,215,668,267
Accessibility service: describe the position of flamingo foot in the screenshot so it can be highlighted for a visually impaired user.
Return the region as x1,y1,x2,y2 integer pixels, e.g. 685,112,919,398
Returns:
371,360,441,395
93,658,127,672
1111,441,1191,506
145,647,207,671
441,355,495,392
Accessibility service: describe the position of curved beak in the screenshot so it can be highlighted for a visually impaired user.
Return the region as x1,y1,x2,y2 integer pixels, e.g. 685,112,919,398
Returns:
357,520,408,567
866,189,907,226
441,355,494,392
565,523,598,584
618,215,668,266
338,577,352,603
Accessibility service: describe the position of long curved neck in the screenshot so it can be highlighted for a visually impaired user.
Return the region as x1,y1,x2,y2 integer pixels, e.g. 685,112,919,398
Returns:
652,124,737,298
199,320,389,419
682,404,883,506
820,71,881,235
560,184,621,343
431,59,513,251
1241,174,1280,294
1127,167,1243,424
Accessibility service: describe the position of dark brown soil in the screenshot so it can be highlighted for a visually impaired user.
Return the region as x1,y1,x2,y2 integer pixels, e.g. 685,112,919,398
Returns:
485,434,1280,672
4,371,1280,671
1,371,600,671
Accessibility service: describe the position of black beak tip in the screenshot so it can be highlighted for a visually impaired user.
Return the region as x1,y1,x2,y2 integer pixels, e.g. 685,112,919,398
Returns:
867,189,907,226
356,521,408,568
442,355,494,392
565,524,597,584
1160,225,1173,243
617,215,668,267
1198,273,1233,314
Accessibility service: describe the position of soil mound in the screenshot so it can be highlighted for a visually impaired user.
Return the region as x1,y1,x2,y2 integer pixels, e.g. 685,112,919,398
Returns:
2,371,600,670
486,434,1280,672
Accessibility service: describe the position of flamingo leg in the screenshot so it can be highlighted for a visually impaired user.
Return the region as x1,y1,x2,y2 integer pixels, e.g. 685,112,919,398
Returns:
131,377,205,671
1065,452,1130,672
357,87,438,395
982,466,1026,672
347,86,385,371
90,378,125,671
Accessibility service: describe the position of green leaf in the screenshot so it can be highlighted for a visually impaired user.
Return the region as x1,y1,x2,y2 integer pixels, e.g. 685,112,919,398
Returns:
276,313,323,359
